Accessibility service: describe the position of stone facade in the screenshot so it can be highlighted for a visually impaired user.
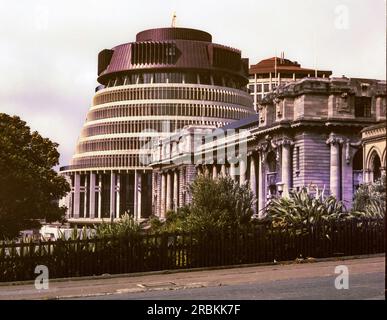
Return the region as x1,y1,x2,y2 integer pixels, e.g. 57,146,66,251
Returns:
150,77,386,217
362,123,386,183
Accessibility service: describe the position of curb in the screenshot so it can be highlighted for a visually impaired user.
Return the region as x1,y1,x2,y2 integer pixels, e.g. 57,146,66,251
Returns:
0,253,384,287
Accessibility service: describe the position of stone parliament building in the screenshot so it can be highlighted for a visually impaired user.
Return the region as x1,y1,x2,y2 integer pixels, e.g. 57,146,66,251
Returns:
60,27,386,223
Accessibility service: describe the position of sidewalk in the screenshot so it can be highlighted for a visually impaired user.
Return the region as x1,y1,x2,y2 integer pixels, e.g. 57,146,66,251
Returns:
0,255,384,300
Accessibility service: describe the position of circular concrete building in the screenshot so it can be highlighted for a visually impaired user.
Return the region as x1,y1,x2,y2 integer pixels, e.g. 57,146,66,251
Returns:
60,27,254,222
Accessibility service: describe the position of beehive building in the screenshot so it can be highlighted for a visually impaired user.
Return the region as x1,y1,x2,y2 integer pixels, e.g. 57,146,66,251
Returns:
60,27,254,222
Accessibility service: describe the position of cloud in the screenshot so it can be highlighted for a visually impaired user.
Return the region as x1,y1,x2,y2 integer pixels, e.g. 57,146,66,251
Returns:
0,0,385,169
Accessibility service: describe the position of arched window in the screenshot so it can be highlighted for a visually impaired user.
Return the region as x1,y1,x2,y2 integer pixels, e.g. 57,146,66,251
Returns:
371,152,382,182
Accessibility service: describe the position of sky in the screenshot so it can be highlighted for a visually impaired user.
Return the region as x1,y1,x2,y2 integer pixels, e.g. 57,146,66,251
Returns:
0,0,385,168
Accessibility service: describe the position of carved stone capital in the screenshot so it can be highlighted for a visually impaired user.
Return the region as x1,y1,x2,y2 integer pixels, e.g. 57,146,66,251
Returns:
326,133,344,146
195,159,203,166
257,141,269,153
237,154,244,160
227,156,238,164
277,137,294,147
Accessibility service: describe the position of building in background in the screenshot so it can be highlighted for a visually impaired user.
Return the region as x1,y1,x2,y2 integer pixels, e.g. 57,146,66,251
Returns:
60,27,254,224
362,123,386,183
151,77,386,216
248,54,332,110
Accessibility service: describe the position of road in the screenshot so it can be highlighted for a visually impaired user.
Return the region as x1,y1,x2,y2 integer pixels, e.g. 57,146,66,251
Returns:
84,271,384,300
0,255,384,300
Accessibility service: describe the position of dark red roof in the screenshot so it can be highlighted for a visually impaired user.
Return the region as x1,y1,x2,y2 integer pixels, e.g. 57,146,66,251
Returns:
249,57,332,77
136,28,212,42
96,27,249,85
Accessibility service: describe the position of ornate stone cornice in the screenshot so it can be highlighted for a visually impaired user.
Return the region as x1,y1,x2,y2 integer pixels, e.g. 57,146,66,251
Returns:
349,140,362,148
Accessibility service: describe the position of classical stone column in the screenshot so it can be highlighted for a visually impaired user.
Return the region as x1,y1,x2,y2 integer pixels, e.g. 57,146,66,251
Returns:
166,171,172,211
212,165,217,180
230,162,236,180
239,157,247,185
204,165,210,177
97,174,102,219
116,173,120,219
249,155,257,201
137,173,142,220
133,171,138,219
83,175,88,218
363,170,370,184
73,173,80,218
89,172,96,219
173,170,179,210
281,140,292,197
341,140,357,207
109,171,116,220
258,152,265,217
326,133,342,199
221,164,226,177
160,173,166,218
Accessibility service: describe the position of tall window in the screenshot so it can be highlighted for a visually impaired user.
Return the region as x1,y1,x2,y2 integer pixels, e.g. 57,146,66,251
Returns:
354,97,372,117
372,153,382,182
352,149,363,192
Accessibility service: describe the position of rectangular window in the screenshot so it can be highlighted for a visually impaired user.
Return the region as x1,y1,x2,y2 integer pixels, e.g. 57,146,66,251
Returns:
354,97,372,117
296,146,300,174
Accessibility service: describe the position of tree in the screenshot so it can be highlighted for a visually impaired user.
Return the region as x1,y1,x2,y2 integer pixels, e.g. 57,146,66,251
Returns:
155,175,255,233
0,113,70,239
186,175,254,232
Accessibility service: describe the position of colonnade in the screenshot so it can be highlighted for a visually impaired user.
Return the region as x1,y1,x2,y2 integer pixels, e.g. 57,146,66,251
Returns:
157,169,181,218
193,139,293,217
69,170,149,220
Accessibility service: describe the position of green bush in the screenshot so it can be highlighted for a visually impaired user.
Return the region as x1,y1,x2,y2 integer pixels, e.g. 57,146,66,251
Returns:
153,176,255,233
264,186,346,228
351,176,386,219
94,213,142,238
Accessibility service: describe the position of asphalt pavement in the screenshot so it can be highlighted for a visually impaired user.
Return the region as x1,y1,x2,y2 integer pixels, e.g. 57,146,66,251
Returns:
0,255,384,300
88,271,384,300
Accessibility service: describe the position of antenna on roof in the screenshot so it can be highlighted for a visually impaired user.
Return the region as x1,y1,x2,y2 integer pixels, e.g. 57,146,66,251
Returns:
274,49,277,80
313,32,317,77
171,12,177,28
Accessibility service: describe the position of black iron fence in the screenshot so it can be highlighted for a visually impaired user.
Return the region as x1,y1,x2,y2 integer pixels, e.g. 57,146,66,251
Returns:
0,219,384,282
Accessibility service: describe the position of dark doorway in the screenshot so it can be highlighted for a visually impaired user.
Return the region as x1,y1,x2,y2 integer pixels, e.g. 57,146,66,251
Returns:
372,153,382,182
